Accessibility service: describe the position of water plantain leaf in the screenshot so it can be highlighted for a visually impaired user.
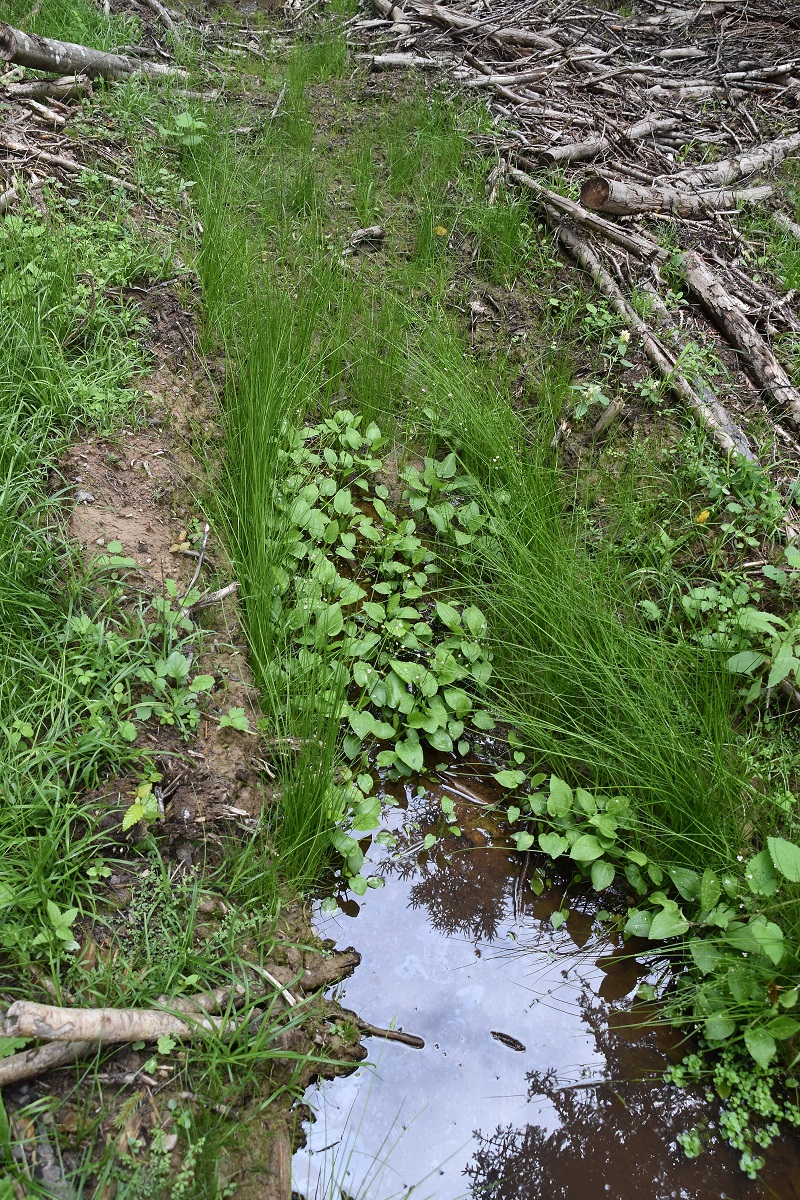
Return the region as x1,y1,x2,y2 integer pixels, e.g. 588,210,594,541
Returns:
444,688,471,718
669,868,701,903
547,777,573,819
472,710,495,731
428,729,453,753
539,832,568,858
767,836,800,883
494,769,527,790
700,868,721,912
745,849,778,896
648,904,689,941
436,600,462,631
705,1015,735,1042
624,909,653,938
744,1027,777,1069
331,830,359,856
591,860,615,891
395,736,424,773
463,605,487,639
689,937,721,974
471,660,493,687
767,1015,800,1040
348,710,375,741
514,831,535,851
570,834,605,863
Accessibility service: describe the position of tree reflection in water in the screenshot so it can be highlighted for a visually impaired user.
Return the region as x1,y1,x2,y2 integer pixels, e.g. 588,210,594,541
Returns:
464,988,777,1200
380,787,517,943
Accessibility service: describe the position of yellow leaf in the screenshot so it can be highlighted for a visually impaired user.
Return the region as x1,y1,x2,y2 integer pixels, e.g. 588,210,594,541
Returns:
434,225,448,237
695,510,710,524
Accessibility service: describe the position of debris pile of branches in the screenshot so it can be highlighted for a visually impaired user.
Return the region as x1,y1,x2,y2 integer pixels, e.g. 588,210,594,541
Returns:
363,0,800,490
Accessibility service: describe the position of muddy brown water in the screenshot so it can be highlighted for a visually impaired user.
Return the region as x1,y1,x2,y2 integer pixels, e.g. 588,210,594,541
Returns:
292,777,800,1200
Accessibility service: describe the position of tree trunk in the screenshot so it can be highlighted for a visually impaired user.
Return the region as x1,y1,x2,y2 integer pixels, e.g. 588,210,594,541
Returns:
0,23,183,80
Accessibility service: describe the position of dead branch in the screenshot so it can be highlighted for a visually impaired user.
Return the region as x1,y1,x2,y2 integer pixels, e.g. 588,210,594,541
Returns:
670,131,800,190
774,210,800,242
0,184,18,214
555,222,754,459
358,52,447,70
542,117,678,165
0,133,139,195
337,1007,425,1049
508,164,665,261
0,1040,95,1088
0,23,185,80
580,176,773,216
680,250,800,425
139,0,182,42
4,73,92,100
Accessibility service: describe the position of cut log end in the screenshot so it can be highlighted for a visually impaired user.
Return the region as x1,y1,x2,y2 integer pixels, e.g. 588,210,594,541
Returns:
580,177,612,211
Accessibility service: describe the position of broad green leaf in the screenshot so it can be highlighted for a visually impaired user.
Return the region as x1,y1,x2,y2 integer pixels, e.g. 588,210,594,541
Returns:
767,1015,800,1040
767,836,800,883
348,710,375,741
749,917,785,965
689,937,721,975
507,806,520,824
744,849,778,896
472,710,495,731
443,687,471,717
570,835,604,863
331,830,359,856
514,831,535,851
395,737,424,773
539,832,568,858
471,660,493,687
705,1015,735,1042
591,860,615,891
669,867,701,902
649,905,689,941
767,644,798,689
547,776,573,819
349,874,368,897
494,769,526,790
700,869,721,913
626,849,647,867
463,606,487,639
744,1027,777,1069
726,650,767,675
423,833,436,850
624,909,653,938
550,910,566,930
428,729,453,753
435,601,462,631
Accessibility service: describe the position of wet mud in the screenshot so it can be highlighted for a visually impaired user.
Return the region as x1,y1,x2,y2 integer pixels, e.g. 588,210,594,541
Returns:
293,778,800,1200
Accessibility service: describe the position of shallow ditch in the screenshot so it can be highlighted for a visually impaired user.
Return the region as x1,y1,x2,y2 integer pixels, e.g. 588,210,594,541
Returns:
292,777,800,1199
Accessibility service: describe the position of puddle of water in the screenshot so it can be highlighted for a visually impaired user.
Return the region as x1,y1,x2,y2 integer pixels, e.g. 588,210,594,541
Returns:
293,780,800,1200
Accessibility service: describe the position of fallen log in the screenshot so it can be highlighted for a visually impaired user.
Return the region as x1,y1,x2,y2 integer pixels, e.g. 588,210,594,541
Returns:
670,131,800,190
0,23,184,80
358,52,446,70
4,73,92,100
407,1,560,50
541,117,678,165
0,184,18,215
679,251,800,425
774,210,800,242
0,1040,95,1088
508,164,665,261
580,176,773,216
554,221,754,459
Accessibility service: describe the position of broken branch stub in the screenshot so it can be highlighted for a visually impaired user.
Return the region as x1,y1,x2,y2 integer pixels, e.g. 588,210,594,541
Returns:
0,23,185,80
